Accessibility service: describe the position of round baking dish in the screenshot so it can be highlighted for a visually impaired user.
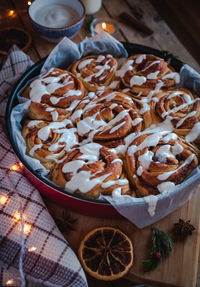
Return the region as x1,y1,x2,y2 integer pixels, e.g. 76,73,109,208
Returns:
5,42,184,218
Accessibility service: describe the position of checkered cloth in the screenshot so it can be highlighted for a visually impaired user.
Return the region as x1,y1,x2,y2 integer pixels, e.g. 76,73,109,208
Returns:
0,46,88,287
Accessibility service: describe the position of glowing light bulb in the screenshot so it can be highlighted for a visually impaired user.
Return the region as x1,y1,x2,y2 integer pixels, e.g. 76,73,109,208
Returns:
7,10,16,17
27,1,32,5
102,22,106,29
14,212,21,222
19,162,24,168
0,195,8,205
28,246,37,252
23,223,32,234
10,164,20,172
6,279,14,285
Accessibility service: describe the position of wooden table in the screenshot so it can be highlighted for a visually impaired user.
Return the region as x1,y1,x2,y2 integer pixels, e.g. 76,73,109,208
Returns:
1,0,200,286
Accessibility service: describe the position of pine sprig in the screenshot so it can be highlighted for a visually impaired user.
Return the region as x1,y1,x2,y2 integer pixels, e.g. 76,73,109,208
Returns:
142,227,173,272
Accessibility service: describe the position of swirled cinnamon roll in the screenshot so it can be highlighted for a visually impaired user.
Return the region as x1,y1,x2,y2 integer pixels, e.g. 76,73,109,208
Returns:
22,119,79,169
50,143,130,198
70,90,143,147
116,54,180,96
71,54,118,91
23,68,85,121
150,88,200,144
125,131,198,197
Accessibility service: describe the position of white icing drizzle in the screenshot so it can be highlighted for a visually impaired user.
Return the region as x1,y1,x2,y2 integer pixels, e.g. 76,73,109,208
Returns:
130,75,146,86
140,103,150,114
142,60,160,72
128,132,164,156
162,132,178,143
29,144,43,156
115,60,134,77
62,143,115,194
51,111,58,121
157,154,195,180
162,100,196,118
109,80,120,89
29,68,80,104
65,100,80,112
27,120,43,127
176,111,197,128
144,195,158,217
135,54,146,64
47,128,77,153
70,109,82,121
155,145,175,163
111,158,123,164
96,55,105,62
112,187,122,198
37,120,71,141
185,122,200,142
147,71,160,80
167,91,183,100
138,150,154,169
28,119,78,159
109,121,126,134
162,72,180,83
102,178,128,188
122,88,130,93
137,166,143,176
78,58,93,70
84,59,112,82
79,143,102,163
157,182,176,194
77,112,106,136
172,142,183,155
132,118,143,127
63,160,84,173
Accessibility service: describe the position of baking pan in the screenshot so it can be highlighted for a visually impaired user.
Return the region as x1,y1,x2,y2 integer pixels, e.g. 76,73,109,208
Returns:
5,42,184,218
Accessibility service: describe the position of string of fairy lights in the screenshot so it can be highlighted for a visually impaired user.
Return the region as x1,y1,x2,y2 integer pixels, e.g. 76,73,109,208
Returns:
0,162,37,286
4,1,32,20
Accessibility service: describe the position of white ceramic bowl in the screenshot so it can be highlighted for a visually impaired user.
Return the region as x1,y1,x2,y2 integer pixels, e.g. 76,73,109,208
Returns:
28,0,85,42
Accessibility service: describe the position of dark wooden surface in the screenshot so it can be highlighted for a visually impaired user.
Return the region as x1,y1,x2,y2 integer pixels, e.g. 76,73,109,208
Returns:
150,0,200,66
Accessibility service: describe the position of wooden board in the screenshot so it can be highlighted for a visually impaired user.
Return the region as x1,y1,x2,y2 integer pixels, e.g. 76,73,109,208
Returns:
45,189,200,287
3,1,200,286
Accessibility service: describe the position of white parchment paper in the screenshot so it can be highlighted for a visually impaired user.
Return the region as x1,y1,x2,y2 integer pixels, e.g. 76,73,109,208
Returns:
10,33,200,228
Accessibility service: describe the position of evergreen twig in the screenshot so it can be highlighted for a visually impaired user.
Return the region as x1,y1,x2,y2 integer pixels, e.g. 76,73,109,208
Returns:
142,227,173,272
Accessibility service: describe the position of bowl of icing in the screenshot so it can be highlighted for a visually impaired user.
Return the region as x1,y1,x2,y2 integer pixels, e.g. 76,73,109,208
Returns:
28,0,85,42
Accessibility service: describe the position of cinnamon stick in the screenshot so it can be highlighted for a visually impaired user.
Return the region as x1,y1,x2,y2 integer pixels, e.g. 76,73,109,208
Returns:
119,12,153,36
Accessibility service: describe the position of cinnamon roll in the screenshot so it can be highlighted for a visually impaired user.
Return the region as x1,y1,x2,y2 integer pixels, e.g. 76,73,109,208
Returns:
71,54,118,92
150,88,200,144
70,90,143,147
116,54,180,96
23,67,85,121
22,119,79,169
20,53,200,201
50,143,130,198
125,131,198,197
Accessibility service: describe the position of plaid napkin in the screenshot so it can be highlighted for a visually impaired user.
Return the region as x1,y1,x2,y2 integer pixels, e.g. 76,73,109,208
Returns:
0,45,88,287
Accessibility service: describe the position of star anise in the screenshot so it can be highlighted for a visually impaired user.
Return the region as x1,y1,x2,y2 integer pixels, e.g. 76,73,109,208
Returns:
173,219,195,239
54,211,77,234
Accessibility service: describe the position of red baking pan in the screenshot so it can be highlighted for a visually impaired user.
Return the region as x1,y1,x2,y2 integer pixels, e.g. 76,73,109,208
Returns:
5,42,183,218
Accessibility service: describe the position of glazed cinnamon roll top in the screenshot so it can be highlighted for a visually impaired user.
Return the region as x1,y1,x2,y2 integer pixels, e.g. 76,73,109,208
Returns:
23,67,85,121
21,53,200,201
70,90,143,147
125,131,199,197
50,143,130,198
149,88,200,144
71,54,118,91
116,54,180,95
22,118,79,169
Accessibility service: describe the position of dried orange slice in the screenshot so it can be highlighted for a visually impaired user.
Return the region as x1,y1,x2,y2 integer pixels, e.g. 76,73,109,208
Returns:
78,227,134,281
